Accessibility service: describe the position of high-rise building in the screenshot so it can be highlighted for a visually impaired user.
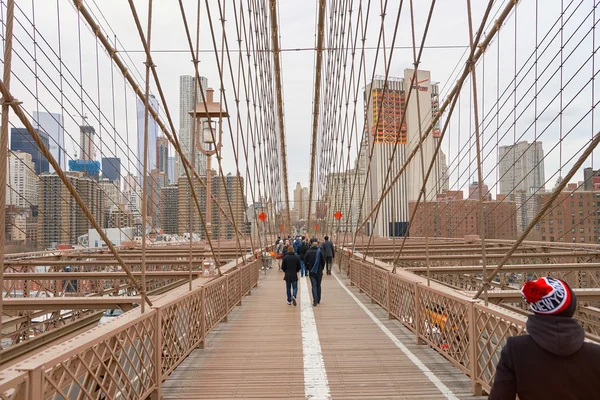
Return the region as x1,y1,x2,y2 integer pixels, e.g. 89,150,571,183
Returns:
293,183,304,220
79,125,96,161
32,111,65,172
160,185,179,234
147,169,168,228
179,75,208,176
7,152,37,209
177,172,246,240
439,150,449,192
11,127,49,174
498,141,545,195
136,94,159,179
38,172,103,248
167,156,176,184
157,137,169,176
364,70,444,237
498,141,545,234
101,157,121,182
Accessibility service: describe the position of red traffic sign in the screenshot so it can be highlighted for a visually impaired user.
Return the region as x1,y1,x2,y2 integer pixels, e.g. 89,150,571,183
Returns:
258,212,267,222
334,211,343,220
314,224,319,231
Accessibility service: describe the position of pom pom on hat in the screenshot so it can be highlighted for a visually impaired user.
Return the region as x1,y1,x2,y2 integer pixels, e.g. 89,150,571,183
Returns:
520,277,575,317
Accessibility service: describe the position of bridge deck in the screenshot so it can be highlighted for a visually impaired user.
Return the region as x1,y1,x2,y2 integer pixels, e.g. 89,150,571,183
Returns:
162,265,484,399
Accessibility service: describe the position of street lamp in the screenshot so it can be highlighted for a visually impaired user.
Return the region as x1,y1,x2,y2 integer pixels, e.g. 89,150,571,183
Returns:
189,88,229,274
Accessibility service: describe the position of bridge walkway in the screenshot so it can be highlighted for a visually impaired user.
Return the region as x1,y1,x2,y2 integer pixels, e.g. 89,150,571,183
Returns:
162,264,485,399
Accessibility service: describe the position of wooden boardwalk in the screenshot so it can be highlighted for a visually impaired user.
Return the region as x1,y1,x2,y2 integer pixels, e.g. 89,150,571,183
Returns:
162,266,484,399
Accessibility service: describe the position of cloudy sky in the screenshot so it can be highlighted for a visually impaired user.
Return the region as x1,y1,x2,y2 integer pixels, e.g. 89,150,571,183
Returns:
4,0,600,205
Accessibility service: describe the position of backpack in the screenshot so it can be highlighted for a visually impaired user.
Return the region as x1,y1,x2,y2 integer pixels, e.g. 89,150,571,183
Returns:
310,248,321,274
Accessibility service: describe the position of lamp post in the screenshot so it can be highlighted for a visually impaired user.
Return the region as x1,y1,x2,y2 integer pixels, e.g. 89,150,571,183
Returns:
189,88,228,273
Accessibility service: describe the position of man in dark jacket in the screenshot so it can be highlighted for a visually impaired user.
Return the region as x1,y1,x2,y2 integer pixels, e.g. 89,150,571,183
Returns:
489,277,600,399
298,237,309,277
304,239,325,307
281,246,301,306
321,235,335,275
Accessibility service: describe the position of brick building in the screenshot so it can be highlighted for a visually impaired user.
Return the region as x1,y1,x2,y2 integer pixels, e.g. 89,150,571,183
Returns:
537,184,600,244
409,191,517,239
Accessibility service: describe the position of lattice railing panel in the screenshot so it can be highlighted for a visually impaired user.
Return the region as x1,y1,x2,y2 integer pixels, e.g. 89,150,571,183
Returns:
241,265,251,295
473,305,526,391
41,315,156,400
160,290,203,376
370,267,388,306
416,287,471,373
227,269,242,312
360,263,371,295
204,277,228,333
349,260,360,285
388,275,416,331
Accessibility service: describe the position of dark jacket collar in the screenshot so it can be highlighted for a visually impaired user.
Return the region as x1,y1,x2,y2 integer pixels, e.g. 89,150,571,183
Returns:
526,314,585,356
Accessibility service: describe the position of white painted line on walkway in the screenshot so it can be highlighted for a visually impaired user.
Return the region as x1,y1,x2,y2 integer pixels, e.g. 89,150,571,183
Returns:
331,272,459,400
300,276,331,400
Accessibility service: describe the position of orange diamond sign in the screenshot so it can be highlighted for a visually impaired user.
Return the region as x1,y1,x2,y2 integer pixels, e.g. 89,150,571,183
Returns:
334,211,343,220
258,212,267,222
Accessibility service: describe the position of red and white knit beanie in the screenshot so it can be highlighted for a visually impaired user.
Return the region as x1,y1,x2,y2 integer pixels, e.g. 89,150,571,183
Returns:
520,277,575,317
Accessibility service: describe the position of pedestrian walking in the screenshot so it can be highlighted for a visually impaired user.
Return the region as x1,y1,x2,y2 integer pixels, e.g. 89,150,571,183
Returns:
298,237,309,277
304,238,325,307
321,235,335,275
281,246,301,306
489,277,600,400
275,240,285,270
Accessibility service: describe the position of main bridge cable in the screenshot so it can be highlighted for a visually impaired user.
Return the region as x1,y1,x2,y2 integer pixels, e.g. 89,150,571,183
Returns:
139,0,154,313
269,0,291,232
307,0,327,233
73,0,248,246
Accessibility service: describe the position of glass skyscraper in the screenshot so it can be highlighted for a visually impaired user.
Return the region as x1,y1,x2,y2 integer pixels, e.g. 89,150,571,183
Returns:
11,127,50,174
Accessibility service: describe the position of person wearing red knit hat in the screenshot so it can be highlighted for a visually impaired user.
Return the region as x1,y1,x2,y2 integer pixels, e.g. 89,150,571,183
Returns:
489,277,600,399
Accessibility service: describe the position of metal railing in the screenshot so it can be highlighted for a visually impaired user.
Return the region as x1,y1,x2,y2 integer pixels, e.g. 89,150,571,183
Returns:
0,259,260,400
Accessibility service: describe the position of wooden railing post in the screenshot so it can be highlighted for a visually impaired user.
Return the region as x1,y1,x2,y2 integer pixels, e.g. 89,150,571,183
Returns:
370,267,375,304
151,308,163,400
15,365,43,400
358,264,363,293
224,276,229,323
468,301,483,396
387,273,393,320
414,283,425,345
198,287,206,349
238,268,243,305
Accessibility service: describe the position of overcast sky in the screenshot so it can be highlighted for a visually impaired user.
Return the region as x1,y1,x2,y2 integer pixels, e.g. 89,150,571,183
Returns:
4,0,600,205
